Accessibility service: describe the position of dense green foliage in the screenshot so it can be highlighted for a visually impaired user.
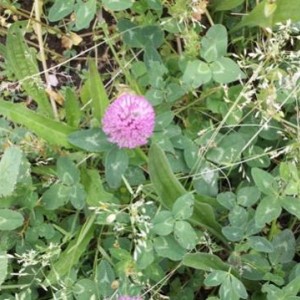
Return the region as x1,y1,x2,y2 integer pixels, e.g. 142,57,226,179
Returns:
0,0,300,299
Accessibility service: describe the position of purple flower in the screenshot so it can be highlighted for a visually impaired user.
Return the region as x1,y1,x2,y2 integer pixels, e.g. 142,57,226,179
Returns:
102,94,155,149
118,296,142,300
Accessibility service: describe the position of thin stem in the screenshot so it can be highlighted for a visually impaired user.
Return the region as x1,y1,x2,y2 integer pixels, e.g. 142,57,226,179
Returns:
34,0,59,120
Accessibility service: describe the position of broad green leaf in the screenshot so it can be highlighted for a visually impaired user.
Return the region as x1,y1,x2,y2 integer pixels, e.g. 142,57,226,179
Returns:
105,148,129,189
174,220,198,250
96,260,115,297
244,146,271,168
0,251,8,286
183,253,231,272
255,196,281,227
69,184,86,210
237,186,261,207
200,24,228,62
0,101,74,148
220,277,240,300
154,235,186,261
172,193,194,220
57,157,80,185
136,241,155,269
152,211,175,236
0,147,22,197
269,229,295,264
204,270,227,286
212,0,245,11
247,236,274,253
206,133,246,165
73,279,97,300
48,0,75,21
118,20,164,49
68,128,113,152
217,192,236,210
182,60,212,89
241,253,271,280
251,168,278,196
103,0,133,11
74,0,96,30
42,183,70,210
64,87,81,128
0,209,24,231
222,226,244,242
231,276,248,299
234,0,300,29
192,162,219,197
211,57,245,84
280,196,300,219
229,206,248,227
88,60,110,120
6,23,51,114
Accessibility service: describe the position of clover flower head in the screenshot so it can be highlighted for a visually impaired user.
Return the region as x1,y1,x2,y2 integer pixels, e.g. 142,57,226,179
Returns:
102,93,155,149
118,296,142,300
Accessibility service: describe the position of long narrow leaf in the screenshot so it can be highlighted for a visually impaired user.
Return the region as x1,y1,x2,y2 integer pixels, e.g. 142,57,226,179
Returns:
0,100,74,148
6,22,52,115
88,60,110,120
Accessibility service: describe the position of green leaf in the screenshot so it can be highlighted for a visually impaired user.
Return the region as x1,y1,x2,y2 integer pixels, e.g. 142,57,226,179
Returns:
212,0,245,11
255,196,281,227
251,168,278,196
64,87,81,128
269,229,295,264
0,251,8,286
69,184,86,210
136,241,154,269
68,128,113,152
0,209,24,231
118,20,164,49
48,0,75,22
204,270,227,286
154,235,186,261
105,148,129,189
247,236,274,253
57,157,80,185
73,279,97,300
183,253,231,272
206,133,246,165
0,101,74,148
172,193,194,220
192,162,219,197
229,206,248,227
96,260,115,297
231,276,248,299
222,226,244,242
81,169,114,206
280,196,300,219
217,192,236,210
152,211,175,236
0,147,22,197
42,183,70,210
74,0,96,30
211,57,245,84
148,143,186,209
237,186,261,207
234,0,300,30
45,216,95,286
6,23,52,114
200,24,228,62
182,60,212,89
174,220,198,250
102,0,134,11
88,60,110,120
